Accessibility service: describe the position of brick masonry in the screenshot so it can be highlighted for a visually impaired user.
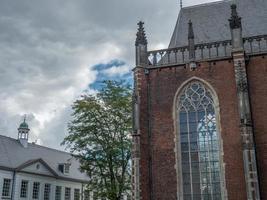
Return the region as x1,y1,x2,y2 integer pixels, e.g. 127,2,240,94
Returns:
138,55,267,200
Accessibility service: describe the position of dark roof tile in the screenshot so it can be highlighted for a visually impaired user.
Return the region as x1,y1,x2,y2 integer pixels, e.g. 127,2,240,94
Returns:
0,135,89,182
169,0,267,47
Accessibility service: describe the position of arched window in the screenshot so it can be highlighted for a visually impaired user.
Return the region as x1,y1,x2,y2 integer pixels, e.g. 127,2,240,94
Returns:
177,81,224,200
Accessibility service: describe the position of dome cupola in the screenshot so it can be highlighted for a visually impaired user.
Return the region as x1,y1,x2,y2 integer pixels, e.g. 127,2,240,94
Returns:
18,116,30,148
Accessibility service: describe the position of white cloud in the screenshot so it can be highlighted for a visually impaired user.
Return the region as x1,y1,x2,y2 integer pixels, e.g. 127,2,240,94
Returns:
102,65,131,77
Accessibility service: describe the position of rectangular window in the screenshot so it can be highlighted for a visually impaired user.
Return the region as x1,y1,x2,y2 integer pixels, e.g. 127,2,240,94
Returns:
55,186,62,200
64,164,70,174
58,163,70,174
20,180,28,198
2,178,11,197
65,187,71,200
84,190,90,200
74,188,80,200
32,182,40,199
44,184,51,200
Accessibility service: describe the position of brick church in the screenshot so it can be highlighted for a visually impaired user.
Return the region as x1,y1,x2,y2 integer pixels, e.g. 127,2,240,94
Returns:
132,0,267,199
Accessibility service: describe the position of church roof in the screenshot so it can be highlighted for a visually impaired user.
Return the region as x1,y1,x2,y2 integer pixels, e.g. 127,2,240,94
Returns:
0,135,89,183
169,0,267,48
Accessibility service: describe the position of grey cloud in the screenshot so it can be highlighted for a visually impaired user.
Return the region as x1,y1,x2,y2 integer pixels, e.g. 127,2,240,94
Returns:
0,0,219,149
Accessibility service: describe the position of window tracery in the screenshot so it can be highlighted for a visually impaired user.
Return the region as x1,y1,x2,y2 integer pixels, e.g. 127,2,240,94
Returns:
177,81,224,200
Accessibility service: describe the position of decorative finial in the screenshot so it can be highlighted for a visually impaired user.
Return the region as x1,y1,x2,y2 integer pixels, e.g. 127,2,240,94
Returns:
23,114,27,123
180,0,183,9
135,21,147,46
229,4,242,29
188,20,196,63
188,20,194,39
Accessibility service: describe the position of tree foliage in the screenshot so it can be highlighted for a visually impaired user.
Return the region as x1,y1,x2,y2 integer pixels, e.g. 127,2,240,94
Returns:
62,80,132,200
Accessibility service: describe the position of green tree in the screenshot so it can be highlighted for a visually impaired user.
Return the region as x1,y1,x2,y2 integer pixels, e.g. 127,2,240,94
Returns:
62,80,132,200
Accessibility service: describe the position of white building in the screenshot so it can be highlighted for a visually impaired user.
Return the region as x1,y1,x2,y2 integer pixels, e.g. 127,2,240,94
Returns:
0,119,90,200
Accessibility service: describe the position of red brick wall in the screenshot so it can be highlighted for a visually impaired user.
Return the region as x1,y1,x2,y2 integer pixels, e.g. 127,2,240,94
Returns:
137,56,267,200
247,55,267,199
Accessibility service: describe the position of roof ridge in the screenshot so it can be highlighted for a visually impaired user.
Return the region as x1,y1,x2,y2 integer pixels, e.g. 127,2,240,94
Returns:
182,0,229,10
0,134,71,155
0,134,17,140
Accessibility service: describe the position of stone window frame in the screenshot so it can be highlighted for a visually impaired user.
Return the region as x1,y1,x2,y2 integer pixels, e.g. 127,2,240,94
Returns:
173,77,228,200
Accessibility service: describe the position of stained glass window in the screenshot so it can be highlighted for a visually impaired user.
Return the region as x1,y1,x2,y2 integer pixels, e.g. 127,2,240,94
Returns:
178,81,224,200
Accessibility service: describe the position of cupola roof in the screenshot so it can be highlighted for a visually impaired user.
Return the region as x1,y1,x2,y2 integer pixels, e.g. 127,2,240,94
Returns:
19,117,29,129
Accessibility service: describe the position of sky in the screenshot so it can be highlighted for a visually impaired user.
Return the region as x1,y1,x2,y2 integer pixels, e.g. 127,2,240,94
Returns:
0,0,220,150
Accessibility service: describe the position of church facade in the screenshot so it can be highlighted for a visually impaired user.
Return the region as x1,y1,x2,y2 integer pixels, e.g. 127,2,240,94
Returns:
132,0,267,200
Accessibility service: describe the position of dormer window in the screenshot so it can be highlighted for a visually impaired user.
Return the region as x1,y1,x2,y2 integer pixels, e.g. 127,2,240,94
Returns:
64,163,70,174
58,163,71,174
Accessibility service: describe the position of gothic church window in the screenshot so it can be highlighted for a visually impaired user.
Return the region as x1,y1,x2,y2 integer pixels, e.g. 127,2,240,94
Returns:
177,81,224,200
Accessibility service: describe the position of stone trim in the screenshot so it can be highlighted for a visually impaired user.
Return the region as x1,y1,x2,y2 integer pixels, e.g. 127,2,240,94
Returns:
172,77,228,200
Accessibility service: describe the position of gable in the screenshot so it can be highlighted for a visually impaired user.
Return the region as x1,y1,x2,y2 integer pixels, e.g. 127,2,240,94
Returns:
18,160,56,176
19,161,55,177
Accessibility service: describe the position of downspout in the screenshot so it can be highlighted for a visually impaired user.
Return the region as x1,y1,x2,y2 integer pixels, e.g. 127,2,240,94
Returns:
11,170,16,200
135,21,149,200
145,68,153,200
81,183,84,200
229,4,261,199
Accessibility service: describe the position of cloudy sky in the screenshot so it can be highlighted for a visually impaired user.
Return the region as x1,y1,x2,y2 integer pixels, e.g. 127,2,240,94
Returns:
0,0,219,150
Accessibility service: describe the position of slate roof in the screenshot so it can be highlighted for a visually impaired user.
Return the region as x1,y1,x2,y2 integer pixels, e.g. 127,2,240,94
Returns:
169,0,267,48
0,135,89,182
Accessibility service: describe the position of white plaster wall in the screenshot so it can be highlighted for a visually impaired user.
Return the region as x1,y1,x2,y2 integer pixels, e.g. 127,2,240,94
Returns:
14,172,83,200
0,170,129,200
0,170,84,200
